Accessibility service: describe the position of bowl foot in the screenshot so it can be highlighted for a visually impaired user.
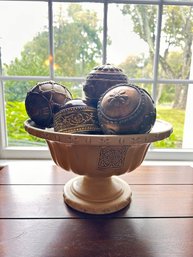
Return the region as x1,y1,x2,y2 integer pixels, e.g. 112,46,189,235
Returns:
63,176,132,214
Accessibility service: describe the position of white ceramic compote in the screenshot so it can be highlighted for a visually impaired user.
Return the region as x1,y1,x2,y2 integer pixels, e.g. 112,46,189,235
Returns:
25,119,172,214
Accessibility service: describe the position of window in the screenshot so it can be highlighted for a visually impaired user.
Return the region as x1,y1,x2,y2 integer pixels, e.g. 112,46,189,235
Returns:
0,0,193,160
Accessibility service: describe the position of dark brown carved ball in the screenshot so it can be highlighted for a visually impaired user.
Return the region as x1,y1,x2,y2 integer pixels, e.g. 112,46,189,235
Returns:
25,80,72,128
83,63,128,107
97,84,156,134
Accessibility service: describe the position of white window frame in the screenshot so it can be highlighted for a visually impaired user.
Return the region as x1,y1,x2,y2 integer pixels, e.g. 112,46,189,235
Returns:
0,0,193,161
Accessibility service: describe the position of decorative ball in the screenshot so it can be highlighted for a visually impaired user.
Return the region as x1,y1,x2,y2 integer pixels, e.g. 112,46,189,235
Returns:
83,63,128,107
97,84,156,134
54,99,102,134
62,99,86,108
25,80,72,128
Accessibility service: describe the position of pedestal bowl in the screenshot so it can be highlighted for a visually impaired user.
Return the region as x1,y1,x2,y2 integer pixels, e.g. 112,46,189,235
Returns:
24,119,172,214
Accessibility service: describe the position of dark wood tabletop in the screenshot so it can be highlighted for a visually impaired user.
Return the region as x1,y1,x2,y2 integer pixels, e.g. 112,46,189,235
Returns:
0,161,193,257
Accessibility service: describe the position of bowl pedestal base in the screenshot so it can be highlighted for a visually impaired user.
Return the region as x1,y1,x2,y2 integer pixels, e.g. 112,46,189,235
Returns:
63,176,132,214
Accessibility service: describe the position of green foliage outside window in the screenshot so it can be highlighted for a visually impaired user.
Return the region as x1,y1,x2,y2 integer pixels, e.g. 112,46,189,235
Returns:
6,101,45,146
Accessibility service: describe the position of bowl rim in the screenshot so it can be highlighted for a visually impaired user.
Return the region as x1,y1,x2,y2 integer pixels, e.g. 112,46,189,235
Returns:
24,119,173,146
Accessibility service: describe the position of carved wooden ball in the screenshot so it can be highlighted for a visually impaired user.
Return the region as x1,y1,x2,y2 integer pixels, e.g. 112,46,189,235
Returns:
54,99,101,134
83,64,128,107
97,84,156,134
25,80,72,128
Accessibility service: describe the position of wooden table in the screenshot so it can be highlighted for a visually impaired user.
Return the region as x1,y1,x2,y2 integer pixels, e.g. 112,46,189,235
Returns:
0,161,193,257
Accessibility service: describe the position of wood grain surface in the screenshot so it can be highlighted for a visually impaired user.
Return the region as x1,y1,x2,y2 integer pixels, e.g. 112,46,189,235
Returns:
0,161,193,185
0,161,193,257
1,218,193,257
0,184,193,218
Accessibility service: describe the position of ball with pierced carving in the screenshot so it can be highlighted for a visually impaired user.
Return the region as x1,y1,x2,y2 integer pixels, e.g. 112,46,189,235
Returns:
25,80,72,128
97,84,156,134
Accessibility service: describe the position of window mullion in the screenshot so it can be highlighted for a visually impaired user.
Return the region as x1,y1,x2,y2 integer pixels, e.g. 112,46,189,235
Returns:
0,80,7,155
103,1,108,64
0,45,7,153
48,0,55,80
152,1,163,101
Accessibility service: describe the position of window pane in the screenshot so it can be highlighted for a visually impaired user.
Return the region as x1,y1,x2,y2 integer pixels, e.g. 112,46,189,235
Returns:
53,2,103,77
183,83,193,149
159,5,193,80
153,84,187,149
107,4,157,79
57,80,84,99
4,80,46,147
0,1,49,76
